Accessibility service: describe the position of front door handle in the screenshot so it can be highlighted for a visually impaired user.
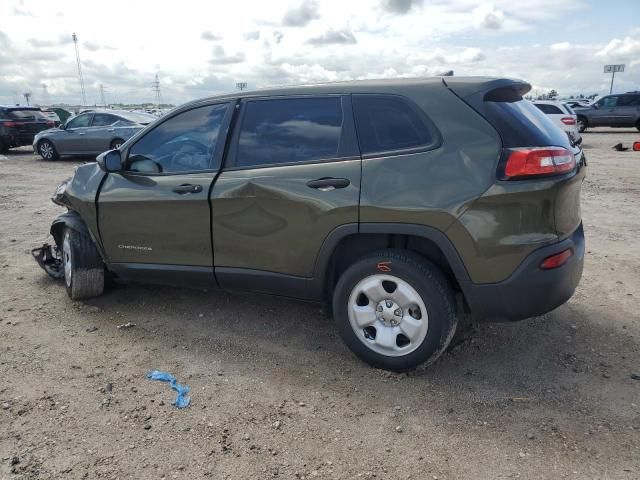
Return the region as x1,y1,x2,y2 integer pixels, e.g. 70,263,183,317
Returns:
172,184,203,194
78,132,86,135
306,177,350,191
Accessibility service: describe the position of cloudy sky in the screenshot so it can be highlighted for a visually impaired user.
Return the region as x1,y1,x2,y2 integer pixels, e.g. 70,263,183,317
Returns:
0,0,638,106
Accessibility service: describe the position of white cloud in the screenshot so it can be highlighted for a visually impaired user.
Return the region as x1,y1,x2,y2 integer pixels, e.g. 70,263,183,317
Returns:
0,0,637,105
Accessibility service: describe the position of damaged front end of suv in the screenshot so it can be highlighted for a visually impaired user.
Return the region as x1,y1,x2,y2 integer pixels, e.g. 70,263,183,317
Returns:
31,163,107,284
31,177,72,279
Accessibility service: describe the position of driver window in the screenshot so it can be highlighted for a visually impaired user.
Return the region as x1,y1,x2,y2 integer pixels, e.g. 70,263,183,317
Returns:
599,97,618,108
127,104,228,173
66,114,91,129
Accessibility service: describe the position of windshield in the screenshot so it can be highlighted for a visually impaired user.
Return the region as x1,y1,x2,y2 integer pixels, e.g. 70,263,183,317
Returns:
118,111,156,125
8,109,47,120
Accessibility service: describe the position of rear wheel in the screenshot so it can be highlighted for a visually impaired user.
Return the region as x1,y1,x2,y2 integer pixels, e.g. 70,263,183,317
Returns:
577,116,587,133
636,121,640,132
333,250,458,372
0,138,8,154
110,138,125,149
38,139,59,161
62,228,105,300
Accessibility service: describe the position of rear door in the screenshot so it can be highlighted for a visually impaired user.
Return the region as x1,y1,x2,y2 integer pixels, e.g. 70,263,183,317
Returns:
97,102,233,284
57,113,93,153
211,95,361,284
86,113,119,152
612,94,640,126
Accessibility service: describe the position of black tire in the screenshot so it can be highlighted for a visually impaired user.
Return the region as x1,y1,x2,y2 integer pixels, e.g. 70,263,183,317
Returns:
577,116,587,133
38,139,59,161
110,138,125,150
636,121,640,132
0,138,8,154
61,228,105,300
332,249,458,372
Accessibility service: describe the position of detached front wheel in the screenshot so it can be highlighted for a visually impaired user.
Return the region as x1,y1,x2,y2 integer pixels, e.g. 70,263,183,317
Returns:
62,228,105,300
333,250,458,372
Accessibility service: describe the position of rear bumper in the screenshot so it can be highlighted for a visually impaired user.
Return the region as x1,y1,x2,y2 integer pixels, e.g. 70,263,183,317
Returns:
462,223,585,322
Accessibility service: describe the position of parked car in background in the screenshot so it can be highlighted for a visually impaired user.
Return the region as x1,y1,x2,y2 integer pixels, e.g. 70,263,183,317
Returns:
33,110,156,160
33,77,587,371
565,99,592,109
40,109,61,127
533,100,581,146
573,92,640,132
0,106,55,153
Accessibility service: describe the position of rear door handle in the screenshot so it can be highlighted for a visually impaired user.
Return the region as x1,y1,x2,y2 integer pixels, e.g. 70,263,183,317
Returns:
306,177,350,191
172,184,203,194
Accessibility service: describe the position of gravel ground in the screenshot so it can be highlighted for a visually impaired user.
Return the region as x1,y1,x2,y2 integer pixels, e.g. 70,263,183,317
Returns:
1,129,639,479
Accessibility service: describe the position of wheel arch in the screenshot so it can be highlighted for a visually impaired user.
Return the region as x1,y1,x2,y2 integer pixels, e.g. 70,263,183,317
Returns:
50,211,107,262
315,223,471,302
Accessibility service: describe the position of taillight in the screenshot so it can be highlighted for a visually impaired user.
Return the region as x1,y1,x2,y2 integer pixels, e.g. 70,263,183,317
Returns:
561,117,576,125
633,141,640,152
2,121,17,128
540,248,572,269
502,147,576,179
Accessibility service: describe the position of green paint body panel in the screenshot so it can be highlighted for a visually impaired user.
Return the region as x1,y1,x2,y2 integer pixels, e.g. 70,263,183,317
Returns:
211,159,361,276
97,171,216,266
49,77,585,319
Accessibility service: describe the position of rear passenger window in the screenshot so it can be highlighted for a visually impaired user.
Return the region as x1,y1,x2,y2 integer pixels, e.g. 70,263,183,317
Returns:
353,95,433,155
236,97,343,168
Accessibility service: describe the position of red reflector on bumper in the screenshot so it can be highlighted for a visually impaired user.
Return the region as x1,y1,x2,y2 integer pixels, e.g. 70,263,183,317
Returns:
540,248,573,270
633,141,640,151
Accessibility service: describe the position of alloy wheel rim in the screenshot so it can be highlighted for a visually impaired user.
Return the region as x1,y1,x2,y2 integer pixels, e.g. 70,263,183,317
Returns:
63,233,72,288
347,274,429,357
40,142,53,159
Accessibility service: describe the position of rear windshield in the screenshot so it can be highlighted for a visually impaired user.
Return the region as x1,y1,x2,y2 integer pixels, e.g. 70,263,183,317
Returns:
8,109,47,120
118,111,156,125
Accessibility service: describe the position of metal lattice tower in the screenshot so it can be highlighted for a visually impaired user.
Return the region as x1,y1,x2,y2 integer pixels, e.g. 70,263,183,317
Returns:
152,74,162,108
72,33,87,105
99,84,107,106
41,84,50,105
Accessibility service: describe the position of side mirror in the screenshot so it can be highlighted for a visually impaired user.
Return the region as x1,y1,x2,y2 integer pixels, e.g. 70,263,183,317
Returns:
97,149,123,172
592,104,598,110
59,122,66,130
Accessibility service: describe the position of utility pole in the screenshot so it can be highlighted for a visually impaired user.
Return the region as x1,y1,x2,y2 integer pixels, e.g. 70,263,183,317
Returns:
72,33,87,105
99,84,108,106
236,82,247,91
41,84,50,105
23,92,32,105
151,74,162,108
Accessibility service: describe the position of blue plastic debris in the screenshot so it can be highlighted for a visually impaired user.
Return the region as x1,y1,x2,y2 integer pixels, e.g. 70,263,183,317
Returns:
145,370,191,408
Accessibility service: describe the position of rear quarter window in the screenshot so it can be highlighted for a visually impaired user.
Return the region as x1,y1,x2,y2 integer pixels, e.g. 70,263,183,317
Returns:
8,109,47,120
352,95,435,155
534,103,563,115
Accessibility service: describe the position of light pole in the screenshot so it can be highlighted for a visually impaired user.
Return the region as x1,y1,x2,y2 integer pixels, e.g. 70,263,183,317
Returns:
236,82,247,91
604,64,625,94
23,92,31,105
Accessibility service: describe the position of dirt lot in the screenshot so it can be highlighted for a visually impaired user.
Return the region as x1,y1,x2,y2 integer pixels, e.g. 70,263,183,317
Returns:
1,129,639,480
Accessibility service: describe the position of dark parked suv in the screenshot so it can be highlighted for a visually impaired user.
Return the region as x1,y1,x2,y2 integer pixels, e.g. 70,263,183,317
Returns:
33,77,586,371
573,92,640,132
0,106,54,153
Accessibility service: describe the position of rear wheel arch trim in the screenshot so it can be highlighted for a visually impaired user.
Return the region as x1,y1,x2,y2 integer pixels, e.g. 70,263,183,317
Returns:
314,223,471,297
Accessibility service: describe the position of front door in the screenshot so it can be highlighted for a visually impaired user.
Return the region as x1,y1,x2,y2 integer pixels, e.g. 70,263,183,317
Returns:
611,94,640,127
591,96,618,126
211,95,361,290
97,102,233,285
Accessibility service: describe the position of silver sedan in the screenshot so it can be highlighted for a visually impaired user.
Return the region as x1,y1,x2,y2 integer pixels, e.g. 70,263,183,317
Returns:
33,110,156,161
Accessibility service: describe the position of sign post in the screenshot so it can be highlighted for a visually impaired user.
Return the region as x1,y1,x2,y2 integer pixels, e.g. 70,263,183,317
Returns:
604,64,625,94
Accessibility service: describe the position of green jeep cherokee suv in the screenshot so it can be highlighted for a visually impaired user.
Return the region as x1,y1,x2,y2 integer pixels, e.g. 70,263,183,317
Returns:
33,77,586,371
